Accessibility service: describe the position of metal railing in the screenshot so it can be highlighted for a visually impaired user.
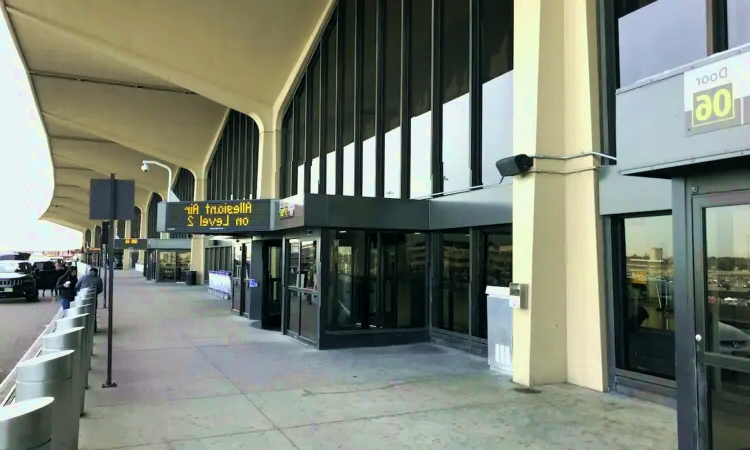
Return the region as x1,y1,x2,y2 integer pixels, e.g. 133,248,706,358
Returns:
0,307,64,406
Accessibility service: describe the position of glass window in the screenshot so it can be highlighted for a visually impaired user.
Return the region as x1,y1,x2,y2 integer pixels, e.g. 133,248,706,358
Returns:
362,0,377,197
409,0,432,198
382,233,427,328
300,240,318,290
295,83,307,195
288,240,300,287
342,0,356,196
616,0,706,88
384,0,402,198
282,111,294,197
441,0,470,193
480,0,513,186
436,231,470,334
728,0,750,49
310,56,321,194
324,23,337,195
329,230,371,330
477,227,512,339
618,215,675,379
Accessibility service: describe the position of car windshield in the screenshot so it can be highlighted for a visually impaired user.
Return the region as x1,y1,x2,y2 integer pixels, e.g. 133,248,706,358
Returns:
0,262,28,273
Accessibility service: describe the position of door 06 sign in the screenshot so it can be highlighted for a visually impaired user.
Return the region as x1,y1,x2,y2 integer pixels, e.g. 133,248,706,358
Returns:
684,52,750,136
164,200,271,234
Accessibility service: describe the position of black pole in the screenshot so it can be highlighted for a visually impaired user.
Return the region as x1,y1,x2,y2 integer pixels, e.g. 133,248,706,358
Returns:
101,245,107,307
103,174,117,389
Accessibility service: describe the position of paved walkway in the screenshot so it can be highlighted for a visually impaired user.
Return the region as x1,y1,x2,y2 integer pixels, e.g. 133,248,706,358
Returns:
80,271,677,449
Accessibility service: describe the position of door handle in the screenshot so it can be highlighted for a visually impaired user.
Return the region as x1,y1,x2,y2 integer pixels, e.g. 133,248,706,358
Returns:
695,334,702,342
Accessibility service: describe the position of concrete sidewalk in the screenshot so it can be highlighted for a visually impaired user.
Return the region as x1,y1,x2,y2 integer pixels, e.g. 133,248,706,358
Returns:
80,271,677,449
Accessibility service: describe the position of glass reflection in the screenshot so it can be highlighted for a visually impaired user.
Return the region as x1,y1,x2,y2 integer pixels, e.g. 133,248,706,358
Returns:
437,232,470,334
704,205,750,450
328,231,426,330
621,215,675,379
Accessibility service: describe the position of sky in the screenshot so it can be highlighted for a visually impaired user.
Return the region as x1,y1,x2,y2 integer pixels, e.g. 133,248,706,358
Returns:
0,14,81,251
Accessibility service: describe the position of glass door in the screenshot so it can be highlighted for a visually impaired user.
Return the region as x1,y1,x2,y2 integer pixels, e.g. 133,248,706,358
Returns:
158,251,177,282
693,196,750,449
263,241,283,330
285,238,319,344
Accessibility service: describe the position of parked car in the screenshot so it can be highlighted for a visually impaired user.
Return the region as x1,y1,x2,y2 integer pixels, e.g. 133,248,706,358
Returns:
719,322,750,357
0,261,38,302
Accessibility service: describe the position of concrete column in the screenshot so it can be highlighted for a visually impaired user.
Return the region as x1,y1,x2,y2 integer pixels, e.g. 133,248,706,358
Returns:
191,177,207,284
257,129,281,199
511,0,606,391
123,220,133,270
138,199,149,265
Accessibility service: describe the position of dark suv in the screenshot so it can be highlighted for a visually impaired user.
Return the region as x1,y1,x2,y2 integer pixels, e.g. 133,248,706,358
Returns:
0,261,38,302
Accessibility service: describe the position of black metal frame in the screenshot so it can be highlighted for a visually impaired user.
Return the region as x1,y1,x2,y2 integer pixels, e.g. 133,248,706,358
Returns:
430,0,443,196
399,0,411,199
207,110,260,201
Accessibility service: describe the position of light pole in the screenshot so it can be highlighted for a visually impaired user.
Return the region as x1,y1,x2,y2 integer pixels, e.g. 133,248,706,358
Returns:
141,160,178,201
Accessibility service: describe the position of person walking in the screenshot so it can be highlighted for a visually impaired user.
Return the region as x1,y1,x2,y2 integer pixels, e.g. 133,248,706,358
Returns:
76,267,103,299
55,266,78,310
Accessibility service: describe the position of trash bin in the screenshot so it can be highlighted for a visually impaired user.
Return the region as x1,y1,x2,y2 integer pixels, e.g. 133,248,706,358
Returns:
186,271,197,286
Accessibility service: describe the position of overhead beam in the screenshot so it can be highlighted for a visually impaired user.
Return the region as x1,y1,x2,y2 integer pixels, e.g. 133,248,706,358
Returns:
48,135,111,144
29,69,195,94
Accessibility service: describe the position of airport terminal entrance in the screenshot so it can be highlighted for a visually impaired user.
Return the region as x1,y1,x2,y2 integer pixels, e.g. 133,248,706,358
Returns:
676,171,750,449
284,234,320,345
261,240,283,330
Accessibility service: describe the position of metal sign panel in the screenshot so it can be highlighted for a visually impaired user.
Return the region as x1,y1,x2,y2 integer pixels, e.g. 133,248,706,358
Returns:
89,179,136,220
113,238,148,250
161,200,272,234
684,52,750,135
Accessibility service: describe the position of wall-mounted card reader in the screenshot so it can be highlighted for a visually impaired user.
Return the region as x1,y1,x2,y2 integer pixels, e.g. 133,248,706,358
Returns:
508,282,528,309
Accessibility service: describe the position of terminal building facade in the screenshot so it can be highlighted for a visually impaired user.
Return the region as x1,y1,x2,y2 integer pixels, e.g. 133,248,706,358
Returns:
5,0,750,447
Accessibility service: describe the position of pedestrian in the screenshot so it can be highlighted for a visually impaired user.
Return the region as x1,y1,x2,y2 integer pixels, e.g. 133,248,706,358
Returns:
55,266,78,310
53,262,65,296
76,267,103,298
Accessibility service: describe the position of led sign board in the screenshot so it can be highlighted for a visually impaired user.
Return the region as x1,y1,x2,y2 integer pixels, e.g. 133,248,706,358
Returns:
279,202,295,219
114,238,148,250
163,200,272,234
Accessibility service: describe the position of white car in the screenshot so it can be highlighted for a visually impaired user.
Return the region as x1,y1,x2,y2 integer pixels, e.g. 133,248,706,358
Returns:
719,322,750,356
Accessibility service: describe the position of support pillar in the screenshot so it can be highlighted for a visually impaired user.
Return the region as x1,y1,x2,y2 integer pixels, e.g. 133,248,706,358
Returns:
191,177,207,284
257,129,281,199
122,220,133,270
511,0,606,391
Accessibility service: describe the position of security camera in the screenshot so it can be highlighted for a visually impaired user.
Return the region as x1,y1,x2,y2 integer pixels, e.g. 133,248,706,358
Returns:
141,163,149,173
495,154,533,177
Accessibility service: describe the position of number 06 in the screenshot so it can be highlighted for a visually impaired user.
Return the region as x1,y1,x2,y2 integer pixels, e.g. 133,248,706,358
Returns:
695,88,733,122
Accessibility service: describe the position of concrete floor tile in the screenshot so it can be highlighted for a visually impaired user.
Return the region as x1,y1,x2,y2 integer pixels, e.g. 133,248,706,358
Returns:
283,401,676,450
168,431,297,449
79,395,274,449
98,348,224,384
84,376,241,407
247,374,514,428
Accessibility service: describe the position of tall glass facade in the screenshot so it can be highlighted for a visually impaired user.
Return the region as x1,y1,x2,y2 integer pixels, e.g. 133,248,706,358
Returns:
280,0,513,199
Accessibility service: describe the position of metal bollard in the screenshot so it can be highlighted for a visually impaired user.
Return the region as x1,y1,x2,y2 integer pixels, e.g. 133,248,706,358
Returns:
55,314,91,393
42,328,85,417
0,397,54,450
65,304,94,360
16,351,78,450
